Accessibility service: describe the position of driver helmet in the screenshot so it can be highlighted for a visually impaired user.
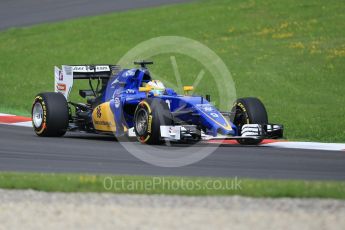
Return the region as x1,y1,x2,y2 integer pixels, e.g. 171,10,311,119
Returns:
145,80,166,95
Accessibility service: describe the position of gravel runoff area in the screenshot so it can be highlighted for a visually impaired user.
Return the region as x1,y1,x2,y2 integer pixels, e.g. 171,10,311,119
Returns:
0,189,345,230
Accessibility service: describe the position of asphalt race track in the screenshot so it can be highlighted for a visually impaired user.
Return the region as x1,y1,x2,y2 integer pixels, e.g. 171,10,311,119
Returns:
1,124,345,180
0,0,192,30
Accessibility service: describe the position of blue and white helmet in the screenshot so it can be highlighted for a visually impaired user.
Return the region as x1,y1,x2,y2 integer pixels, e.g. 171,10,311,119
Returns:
147,80,166,95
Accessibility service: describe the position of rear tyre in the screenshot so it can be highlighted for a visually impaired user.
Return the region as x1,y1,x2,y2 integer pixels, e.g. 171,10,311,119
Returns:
32,92,69,137
134,98,173,145
231,97,268,145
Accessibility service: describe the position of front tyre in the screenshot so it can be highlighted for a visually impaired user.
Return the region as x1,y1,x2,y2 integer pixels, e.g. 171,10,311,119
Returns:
32,92,69,137
134,98,173,145
231,97,268,145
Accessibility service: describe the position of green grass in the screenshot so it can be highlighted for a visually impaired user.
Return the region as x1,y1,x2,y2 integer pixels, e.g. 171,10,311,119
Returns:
0,0,345,142
1,172,345,199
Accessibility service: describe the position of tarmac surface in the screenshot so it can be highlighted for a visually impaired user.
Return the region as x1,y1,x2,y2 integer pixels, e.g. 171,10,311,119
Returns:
1,125,345,180
0,0,192,30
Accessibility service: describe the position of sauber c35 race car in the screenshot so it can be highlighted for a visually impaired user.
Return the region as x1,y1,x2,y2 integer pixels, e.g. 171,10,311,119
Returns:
31,61,283,145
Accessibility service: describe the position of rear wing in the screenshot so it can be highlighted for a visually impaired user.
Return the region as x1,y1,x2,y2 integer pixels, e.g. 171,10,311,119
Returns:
54,65,120,99
70,65,119,79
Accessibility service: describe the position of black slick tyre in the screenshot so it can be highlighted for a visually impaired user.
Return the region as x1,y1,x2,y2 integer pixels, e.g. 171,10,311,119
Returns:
31,92,69,137
231,97,268,145
134,98,173,145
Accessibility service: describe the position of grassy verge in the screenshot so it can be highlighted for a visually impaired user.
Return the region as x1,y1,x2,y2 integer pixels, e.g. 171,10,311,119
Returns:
0,0,344,142
0,106,30,116
1,172,345,199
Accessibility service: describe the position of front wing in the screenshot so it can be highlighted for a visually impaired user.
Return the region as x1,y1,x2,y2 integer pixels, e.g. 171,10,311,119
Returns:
159,124,283,142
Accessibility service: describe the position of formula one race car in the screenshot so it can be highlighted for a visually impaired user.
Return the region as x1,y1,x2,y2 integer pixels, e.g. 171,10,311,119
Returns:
31,61,283,145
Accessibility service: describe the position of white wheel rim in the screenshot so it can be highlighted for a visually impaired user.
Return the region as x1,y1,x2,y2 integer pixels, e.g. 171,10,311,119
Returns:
135,108,148,136
32,102,43,128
